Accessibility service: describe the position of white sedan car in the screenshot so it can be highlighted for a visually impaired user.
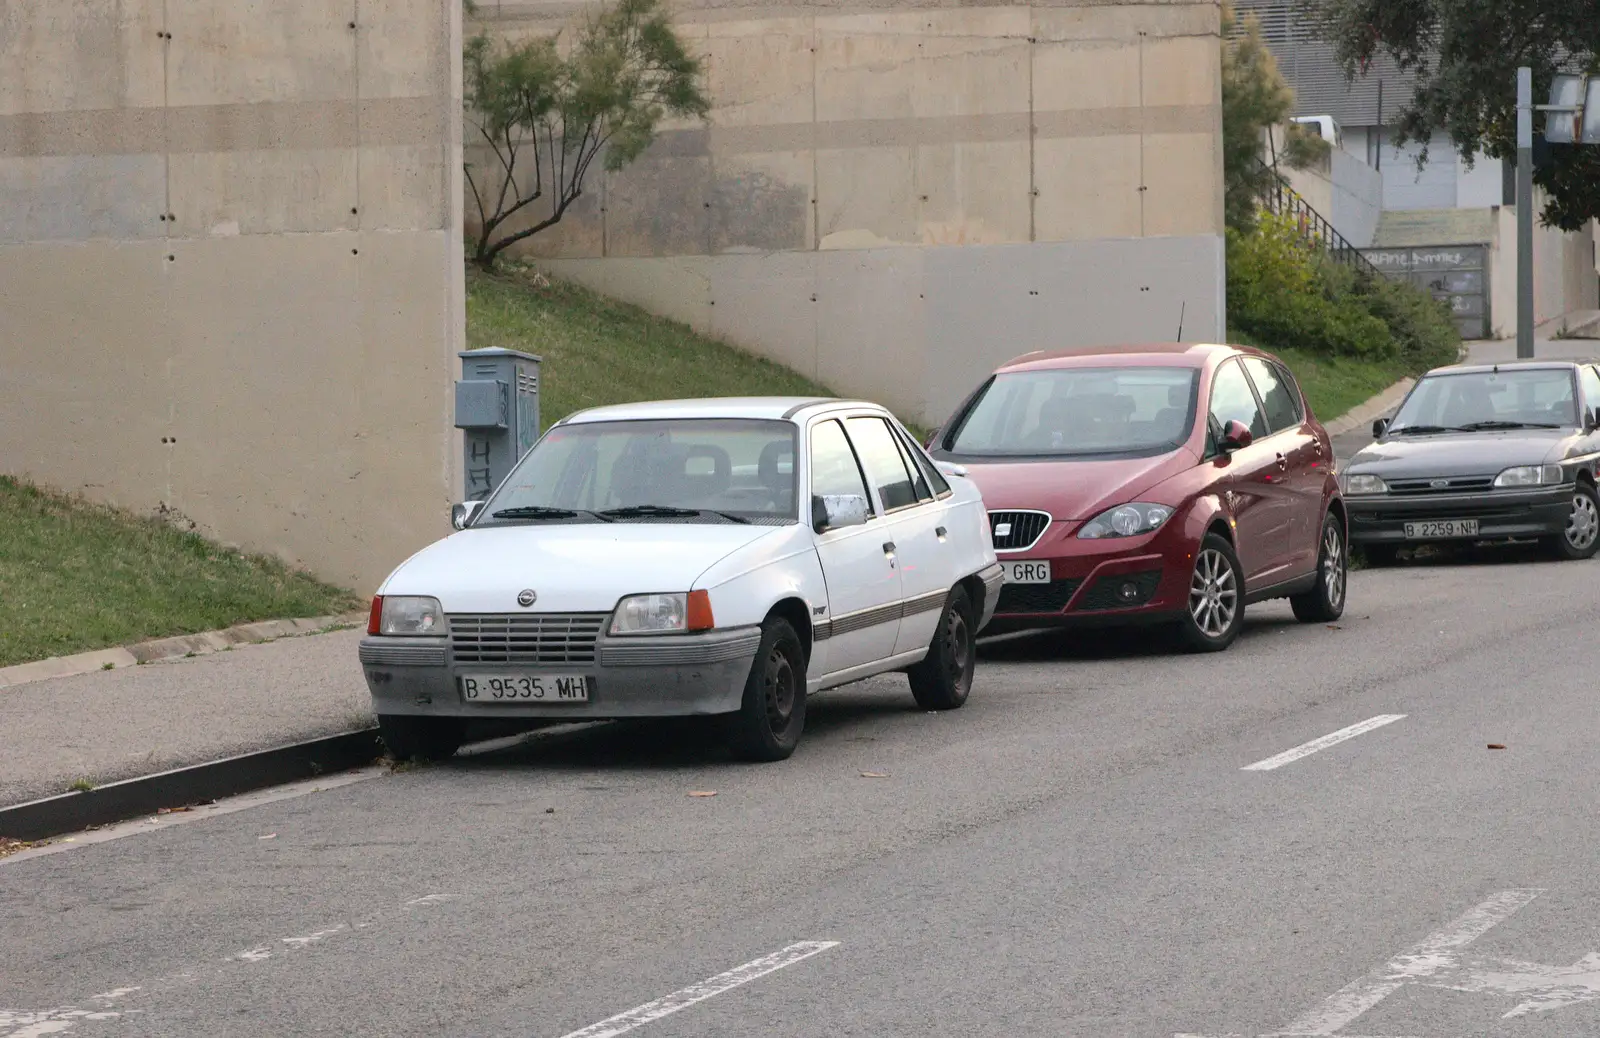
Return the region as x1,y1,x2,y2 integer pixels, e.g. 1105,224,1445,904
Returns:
360,397,1002,762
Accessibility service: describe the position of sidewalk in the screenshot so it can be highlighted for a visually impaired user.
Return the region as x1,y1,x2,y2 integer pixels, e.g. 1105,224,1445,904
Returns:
1330,333,1599,463
0,629,370,810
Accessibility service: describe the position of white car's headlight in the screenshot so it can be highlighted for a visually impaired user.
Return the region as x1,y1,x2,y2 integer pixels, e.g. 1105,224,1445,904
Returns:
371,596,444,636
1078,503,1173,540
1494,464,1564,487
1343,474,1388,496
609,591,715,635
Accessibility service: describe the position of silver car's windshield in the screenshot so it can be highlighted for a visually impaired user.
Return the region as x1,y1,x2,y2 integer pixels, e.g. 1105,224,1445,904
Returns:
1390,369,1577,432
947,366,1200,458
474,418,799,526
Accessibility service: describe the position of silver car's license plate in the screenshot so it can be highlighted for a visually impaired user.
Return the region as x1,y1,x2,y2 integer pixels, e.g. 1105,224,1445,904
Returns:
1404,519,1480,539
460,673,589,703
1002,561,1051,583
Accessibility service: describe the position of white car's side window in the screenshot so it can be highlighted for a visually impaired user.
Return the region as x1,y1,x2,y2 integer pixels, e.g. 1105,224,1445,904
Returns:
810,419,873,510
843,416,921,513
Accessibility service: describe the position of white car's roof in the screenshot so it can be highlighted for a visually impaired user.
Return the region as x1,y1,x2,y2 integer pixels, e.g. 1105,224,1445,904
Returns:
562,396,881,424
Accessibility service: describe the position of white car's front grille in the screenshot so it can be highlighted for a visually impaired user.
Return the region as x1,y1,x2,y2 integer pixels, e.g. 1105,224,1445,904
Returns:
448,613,608,666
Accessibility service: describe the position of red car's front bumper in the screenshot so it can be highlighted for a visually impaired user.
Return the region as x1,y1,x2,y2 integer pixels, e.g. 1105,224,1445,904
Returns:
985,519,1193,633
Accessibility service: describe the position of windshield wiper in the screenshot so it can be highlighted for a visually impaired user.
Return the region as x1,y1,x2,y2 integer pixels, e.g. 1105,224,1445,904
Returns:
1457,420,1562,430
491,505,612,522
600,504,752,524
1390,424,1464,435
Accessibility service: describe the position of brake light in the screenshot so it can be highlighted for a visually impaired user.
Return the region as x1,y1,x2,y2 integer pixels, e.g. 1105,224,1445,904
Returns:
367,596,384,635
686,590,715,631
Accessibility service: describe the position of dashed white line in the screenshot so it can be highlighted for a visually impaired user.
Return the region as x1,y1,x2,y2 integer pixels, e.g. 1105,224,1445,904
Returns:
555,941,840,1038
1241,715,1407,772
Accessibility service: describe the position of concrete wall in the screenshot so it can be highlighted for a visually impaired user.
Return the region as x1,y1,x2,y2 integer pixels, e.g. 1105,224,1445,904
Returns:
472,0,1225,426
1488,200,1600,339
0,0,466,592
1279,136,1381,248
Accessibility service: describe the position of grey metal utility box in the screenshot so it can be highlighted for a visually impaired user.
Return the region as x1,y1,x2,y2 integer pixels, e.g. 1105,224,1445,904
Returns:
455,347,542,502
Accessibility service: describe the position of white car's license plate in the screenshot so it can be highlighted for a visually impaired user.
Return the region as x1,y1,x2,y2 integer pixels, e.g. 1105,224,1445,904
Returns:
1002,561,1051,584
460,674,589,703
1404,519,1480,540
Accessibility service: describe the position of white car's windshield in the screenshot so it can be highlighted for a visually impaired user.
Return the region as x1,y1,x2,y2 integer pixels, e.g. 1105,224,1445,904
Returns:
946,366,1199,457
474,418,798,526
1390,369,1577,433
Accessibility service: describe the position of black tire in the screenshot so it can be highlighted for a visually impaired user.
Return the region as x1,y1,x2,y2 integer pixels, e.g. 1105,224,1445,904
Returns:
1357,543,1401,568
1176,533,1245,653
907,585,976,711
725,618,807,762
1541,481,1600,561
378,714,465,762
1291,512,1348,623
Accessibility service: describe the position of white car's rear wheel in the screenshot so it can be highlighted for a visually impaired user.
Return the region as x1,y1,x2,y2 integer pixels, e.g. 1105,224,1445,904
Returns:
907,586,975,711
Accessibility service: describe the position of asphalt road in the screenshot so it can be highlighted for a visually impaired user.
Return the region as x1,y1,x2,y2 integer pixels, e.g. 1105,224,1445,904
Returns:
5,548,1600,1038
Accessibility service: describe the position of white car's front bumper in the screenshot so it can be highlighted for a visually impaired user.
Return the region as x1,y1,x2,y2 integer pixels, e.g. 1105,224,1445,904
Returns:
359,624,762,719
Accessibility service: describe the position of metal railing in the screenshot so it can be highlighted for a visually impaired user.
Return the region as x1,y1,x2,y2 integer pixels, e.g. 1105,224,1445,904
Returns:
1257,161,1384,279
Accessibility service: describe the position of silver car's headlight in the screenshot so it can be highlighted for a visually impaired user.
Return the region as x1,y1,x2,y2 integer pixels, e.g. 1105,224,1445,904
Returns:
1493,465,1564,487
1343,474,1388,496
609,591,715,635
1078,503,1173,539
374,596,444,636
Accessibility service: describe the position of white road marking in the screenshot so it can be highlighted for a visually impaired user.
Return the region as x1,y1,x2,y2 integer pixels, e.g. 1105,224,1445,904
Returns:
1,893,460,1036
281,925,346,948
1240,715,1407,772
1179,889,1555,1037
555,941,840,1038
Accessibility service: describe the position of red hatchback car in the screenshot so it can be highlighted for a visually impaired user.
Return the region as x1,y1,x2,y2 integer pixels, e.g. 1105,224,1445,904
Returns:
927,343,1347,651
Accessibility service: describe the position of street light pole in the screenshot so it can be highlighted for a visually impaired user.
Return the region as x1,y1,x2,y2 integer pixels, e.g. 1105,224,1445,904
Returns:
1517,66,1535,359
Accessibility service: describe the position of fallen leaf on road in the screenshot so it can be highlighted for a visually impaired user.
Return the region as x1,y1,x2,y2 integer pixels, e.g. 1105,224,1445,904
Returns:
860,772,889,778
258,833,277,840
1326,624,1342,630
545,807,556,814
687,791,717,798
1487,743,1506,750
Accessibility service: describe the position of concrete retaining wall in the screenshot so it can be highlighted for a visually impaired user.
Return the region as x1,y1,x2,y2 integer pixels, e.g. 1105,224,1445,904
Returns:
472,0,1227,426
0,0,467,592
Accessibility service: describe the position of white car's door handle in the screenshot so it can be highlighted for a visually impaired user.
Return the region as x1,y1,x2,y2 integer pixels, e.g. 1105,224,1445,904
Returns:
882,541,896,554
935,525,947,540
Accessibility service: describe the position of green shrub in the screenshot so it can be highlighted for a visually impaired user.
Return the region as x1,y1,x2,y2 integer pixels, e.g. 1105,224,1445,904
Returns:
1228,210,1461,370
1350,268,1462,371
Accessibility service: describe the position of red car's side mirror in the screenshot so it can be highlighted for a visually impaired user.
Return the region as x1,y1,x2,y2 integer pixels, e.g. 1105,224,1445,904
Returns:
1220,419,1253,452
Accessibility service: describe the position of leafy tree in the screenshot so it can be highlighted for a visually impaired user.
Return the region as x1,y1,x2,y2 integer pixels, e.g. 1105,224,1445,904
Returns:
463,0,711,267
1222,3,1331,231
1313,0,1600,230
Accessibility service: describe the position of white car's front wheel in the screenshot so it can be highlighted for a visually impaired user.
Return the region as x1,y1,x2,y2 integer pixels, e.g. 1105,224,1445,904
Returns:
725,618,807,762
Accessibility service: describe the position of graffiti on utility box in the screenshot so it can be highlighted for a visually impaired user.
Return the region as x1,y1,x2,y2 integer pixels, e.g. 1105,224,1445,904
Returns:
1361,243,1490,340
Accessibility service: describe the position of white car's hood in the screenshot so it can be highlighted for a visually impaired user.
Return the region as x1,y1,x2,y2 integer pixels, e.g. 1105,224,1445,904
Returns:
380,522,786,613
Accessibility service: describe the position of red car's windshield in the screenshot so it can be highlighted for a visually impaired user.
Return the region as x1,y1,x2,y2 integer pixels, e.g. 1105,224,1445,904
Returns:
947,366,1199,458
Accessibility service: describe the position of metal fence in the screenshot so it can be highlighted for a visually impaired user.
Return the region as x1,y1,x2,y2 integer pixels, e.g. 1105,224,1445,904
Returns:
1258,164,1384,279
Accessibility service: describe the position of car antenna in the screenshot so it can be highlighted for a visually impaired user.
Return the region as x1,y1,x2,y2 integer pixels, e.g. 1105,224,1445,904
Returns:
1176,301,1186,341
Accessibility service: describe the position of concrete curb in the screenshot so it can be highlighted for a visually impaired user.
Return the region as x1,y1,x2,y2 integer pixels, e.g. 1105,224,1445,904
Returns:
0,612,366,690
1323,377,1416,438
0,729,384,842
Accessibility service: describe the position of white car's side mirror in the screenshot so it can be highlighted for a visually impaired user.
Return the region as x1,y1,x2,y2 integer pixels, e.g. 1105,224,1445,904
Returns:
451,500,483,530
812,494,870,534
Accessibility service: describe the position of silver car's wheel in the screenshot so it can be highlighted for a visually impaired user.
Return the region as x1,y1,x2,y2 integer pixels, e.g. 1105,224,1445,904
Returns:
1566,492,1599,551
1544,482,1600,561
